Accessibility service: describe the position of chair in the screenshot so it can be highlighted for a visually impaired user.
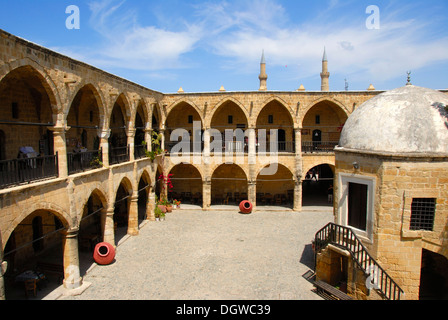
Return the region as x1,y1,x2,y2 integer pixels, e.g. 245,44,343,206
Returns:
24,279,37,298
223,193,229,205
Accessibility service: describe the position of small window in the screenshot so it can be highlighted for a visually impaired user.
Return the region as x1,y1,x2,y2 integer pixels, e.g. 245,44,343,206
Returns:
12,102,19,119
90,111,94,123
188,115,193,124
315,115,320,124
228,115,233,124
410,198,436,231
268,115,274,124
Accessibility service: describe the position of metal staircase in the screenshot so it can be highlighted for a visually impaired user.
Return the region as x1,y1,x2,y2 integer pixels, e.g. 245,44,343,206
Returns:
314,223,405,300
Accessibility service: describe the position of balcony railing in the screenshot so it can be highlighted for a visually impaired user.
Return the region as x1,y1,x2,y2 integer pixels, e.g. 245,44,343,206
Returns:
109,146,130,165
0,153,59,189
302,141,338,153
68,149,103,175
134,144,147,160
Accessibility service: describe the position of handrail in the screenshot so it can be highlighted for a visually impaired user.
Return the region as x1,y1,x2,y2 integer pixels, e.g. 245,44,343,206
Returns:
314,222,404,300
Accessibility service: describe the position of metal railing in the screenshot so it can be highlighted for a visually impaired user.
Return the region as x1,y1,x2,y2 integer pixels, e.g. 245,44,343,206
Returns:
314,222,404,300
134,144,147,160
302,141,338,153
67,149,103,175
0,153,59,189
109,146,130,165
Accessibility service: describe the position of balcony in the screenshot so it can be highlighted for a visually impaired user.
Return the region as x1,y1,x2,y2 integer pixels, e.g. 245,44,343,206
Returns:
302,141,338,153
67,149,103,175
0,153,59,189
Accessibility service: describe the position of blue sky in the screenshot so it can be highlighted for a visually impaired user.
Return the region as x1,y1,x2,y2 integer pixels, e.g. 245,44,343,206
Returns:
0,0,447,93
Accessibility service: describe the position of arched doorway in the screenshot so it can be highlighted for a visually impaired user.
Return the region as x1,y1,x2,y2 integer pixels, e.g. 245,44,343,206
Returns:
114,181,132,245
78,190,106,276
211,164,247,206
3,210,67,299
137,173,151,223
256,164,294,208
169,164,203,206
419,249,448,299
134,101,147,159
109,94,129,165
302,164,334,207
66,84,103,174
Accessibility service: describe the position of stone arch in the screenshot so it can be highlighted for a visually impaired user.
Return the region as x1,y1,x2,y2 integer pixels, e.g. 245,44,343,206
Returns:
303,161,335,180
258,96,297,125
300,97,350,127
3,202,71,247
0,58,62,116
168,163,203,204
208,97,249,128
211,163,248,204
166,98,204,126
66,82,107,129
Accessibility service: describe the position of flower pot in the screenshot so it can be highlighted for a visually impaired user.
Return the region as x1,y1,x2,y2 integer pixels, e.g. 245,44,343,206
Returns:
158,205,167,213
93,242,116,265
239,200,253,214
166,205,173,213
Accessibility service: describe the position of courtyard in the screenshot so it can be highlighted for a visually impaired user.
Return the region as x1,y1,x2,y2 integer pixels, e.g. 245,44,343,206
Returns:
44,205,334,300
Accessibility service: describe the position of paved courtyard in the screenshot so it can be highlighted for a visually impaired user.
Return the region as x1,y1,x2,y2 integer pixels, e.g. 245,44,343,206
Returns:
57,206,333,300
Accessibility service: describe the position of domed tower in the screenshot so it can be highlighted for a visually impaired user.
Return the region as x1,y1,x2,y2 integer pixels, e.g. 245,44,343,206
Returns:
333,85,448,300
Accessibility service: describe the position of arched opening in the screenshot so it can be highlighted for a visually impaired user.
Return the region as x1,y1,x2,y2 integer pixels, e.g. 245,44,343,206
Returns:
165,102,203,153
134,101,147,159
109,94,129,164
3,210,66,299
211,164,247,207
256,164,294,209
78,190,106,276
0,66,58,188
169,164,202,207
114,182,131,245
419,249,448,299
152,104,161,150
302,164,334,207
66,84,103,174
210,101,248,154
256,100,295,153
302,101,347,153
137,173,151,223
0,130,6,160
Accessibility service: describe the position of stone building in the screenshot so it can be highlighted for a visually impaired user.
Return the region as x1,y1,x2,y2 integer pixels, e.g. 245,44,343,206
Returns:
0,27,445,300
315,84,448,300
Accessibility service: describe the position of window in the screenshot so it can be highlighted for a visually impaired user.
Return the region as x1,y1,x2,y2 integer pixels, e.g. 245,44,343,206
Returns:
268,115,274,124
315,115,320,124
188,115,193,124
410,198,436,231
348,182,368,231
228,115,233,124
12,102,19,119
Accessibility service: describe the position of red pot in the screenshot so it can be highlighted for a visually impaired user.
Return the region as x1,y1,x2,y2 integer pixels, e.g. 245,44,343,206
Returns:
158,205,167,213
93,242,116,265
239,200,253,214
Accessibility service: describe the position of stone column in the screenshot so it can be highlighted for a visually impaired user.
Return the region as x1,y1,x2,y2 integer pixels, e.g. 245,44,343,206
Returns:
127,191,139,236
294,128,303,212
62,227,82,290
127,127,136,162
203,178,211,210
98,129,111,167
102,207,115,246
144,127,152,153
0,234,6,300
50,126,69,178
248,180,257,210
146,187,156,221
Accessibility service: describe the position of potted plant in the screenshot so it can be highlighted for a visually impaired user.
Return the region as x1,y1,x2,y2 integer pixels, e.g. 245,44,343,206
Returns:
165,200,173,213
173,199,181,209
156,195,167,214
154,205,162,221
160,209,166,221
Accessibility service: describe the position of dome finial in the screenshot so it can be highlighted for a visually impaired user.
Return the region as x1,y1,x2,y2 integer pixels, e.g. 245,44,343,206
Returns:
406,71,412,86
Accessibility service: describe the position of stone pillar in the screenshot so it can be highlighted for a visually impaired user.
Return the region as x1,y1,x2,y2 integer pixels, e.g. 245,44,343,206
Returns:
159,129,166,152
144,128,152,153
294,128,303,212
127,127,136,162
146,187,156,221
62,227,82,290
0,234,6,300
98,129,111,167
203,178,211,210
248,180,257,210
102,207,115,246
127,191,139,236
50,126,69,178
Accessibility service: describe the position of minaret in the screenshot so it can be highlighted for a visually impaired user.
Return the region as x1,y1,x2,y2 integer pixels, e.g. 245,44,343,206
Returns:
258,50,268,91
320,47,330,91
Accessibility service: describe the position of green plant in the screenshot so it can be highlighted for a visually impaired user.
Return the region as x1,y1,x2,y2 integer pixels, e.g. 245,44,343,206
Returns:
90,156,103,167
154,205,162,218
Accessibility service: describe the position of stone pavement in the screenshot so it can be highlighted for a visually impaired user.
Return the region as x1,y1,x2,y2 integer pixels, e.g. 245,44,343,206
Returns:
57,207,333,300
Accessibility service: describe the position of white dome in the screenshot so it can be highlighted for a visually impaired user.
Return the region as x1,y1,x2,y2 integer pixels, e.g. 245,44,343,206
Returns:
339,85,448,154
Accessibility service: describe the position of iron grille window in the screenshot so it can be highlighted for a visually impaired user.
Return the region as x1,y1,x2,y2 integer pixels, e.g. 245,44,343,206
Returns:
410,198,436,231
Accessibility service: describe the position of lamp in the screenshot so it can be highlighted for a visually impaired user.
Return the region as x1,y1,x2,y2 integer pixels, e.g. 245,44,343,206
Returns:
353,162,360,169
